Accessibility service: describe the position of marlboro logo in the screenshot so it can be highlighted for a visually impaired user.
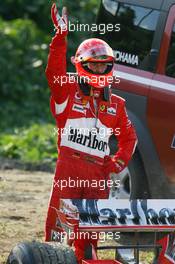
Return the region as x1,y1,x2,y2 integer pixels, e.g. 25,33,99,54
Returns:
68,128,107,152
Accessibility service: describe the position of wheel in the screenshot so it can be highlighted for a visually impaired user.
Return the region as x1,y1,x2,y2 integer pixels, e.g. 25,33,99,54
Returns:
129,150,150,199
110,168,131,199
109,136,150,199
6,241,77,264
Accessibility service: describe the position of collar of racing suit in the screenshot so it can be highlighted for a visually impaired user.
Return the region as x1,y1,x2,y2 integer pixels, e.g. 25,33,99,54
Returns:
78,81,111,105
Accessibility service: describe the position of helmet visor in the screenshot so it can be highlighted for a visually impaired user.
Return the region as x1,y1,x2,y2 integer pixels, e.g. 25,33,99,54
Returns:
75,43,115,63
82,61,114,75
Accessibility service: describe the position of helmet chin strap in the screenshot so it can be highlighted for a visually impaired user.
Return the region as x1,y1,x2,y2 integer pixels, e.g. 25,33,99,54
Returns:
78,80,91,96
78,77,110,102
103,86,110,102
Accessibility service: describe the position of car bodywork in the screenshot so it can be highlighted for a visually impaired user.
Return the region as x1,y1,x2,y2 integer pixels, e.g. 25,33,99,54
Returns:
58,199,175,264
96,0,175,198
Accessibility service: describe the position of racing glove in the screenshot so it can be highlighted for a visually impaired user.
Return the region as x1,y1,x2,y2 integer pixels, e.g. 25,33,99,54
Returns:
51,2,68,38
104,156,126,176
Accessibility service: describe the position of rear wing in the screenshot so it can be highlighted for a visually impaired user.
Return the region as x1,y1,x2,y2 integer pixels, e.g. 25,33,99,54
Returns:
57,199,175,233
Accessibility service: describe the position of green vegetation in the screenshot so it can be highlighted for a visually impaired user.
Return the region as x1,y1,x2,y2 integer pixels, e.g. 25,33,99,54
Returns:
0,1,99,168
0,124,57,164
0,18,50,130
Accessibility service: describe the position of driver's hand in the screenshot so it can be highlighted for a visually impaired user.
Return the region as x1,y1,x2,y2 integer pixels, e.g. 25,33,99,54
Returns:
104,156,125,175
51,2,68,37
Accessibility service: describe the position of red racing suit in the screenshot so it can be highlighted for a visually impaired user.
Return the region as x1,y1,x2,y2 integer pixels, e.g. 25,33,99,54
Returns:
45,32,137,262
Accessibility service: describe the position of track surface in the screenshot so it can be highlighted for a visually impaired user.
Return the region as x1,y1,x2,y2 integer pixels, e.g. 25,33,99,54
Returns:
0,169,52,264
0,170,153,264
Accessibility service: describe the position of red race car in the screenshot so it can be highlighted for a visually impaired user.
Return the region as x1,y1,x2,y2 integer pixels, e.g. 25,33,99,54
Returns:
6,199,175,264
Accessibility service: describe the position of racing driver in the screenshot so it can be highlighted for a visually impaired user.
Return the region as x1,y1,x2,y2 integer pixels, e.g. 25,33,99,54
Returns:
45,2,137,263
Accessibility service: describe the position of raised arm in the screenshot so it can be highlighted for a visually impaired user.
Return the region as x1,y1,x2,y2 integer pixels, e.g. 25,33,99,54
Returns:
45,3,69,104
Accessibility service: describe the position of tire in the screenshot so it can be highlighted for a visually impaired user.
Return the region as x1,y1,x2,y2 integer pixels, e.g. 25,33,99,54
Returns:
109,150,150,199
109,135,150,199
129,150,150,199
6,241,77,264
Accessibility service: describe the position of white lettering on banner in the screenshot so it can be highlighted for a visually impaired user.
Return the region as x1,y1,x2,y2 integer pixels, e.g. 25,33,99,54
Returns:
66,199,175,226
114,50,139,66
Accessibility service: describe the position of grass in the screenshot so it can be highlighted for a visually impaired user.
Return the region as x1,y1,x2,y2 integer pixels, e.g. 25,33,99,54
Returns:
0,123,57,169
